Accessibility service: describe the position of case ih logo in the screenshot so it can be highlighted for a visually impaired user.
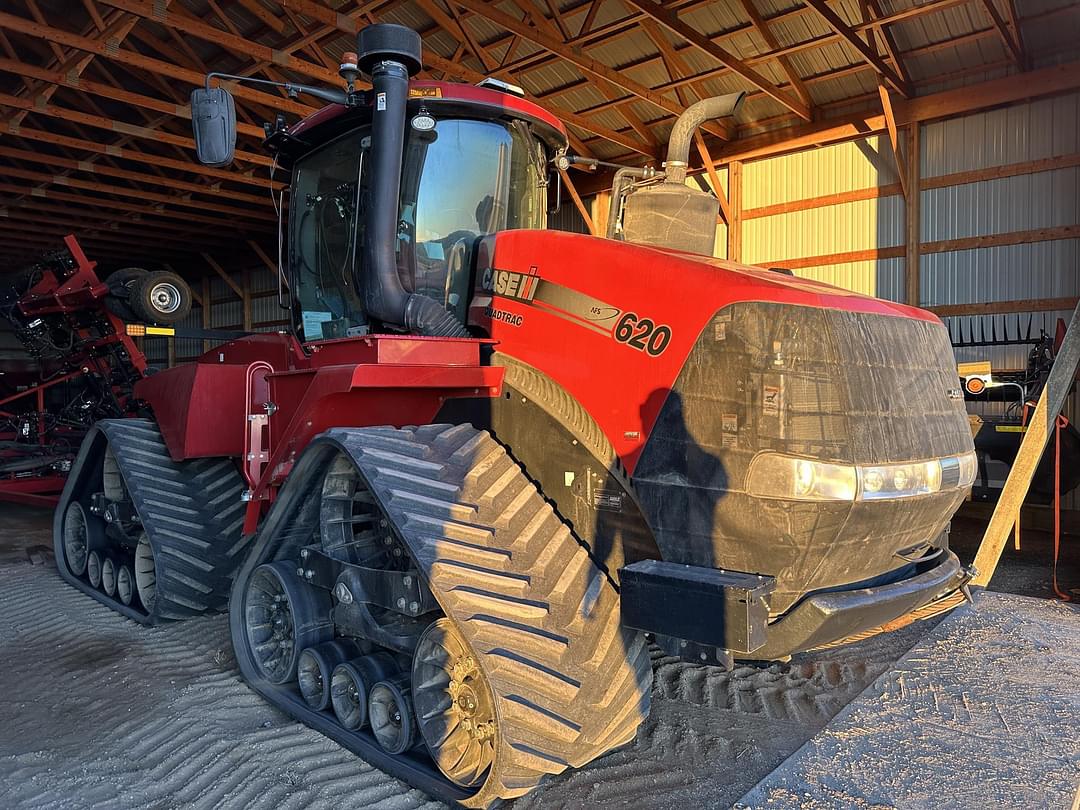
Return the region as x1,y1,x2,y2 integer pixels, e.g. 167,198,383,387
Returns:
482,267,539,301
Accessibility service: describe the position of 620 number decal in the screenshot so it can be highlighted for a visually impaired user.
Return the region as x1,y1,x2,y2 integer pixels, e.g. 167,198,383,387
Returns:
614,312,672,356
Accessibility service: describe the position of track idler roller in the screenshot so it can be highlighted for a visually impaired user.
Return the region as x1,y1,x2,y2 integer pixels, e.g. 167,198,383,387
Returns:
331,652,400,730
244,561,333,685
369,673,418,755
61,501,91,577
133,535,156,613
117,563,134,606
87,550,103,589
101,557,117,597
297,640,366,711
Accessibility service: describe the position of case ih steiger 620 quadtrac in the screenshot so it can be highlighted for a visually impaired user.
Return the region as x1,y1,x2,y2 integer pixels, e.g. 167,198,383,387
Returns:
54,24,977,807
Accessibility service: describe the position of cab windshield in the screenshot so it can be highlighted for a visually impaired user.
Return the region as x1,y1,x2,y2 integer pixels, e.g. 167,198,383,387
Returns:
291,116,545,341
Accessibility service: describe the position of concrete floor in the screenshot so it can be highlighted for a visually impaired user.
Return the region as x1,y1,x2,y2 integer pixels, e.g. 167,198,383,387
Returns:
739,592,1080,809
0,501,1075,809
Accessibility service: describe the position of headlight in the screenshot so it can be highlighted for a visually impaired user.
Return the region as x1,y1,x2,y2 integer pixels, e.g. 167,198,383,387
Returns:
747,451,978,502
745,454,857,501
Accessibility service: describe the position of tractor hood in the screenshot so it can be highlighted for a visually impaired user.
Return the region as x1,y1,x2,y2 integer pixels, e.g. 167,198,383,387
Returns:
472,229,973,614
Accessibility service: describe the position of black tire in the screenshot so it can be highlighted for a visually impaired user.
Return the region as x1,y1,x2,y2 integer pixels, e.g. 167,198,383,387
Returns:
105,267,149,296
130,270,192,324
104,267,148,321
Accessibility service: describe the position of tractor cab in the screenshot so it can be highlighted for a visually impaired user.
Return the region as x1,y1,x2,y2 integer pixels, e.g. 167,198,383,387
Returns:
190,25,568,344
280,91,559,342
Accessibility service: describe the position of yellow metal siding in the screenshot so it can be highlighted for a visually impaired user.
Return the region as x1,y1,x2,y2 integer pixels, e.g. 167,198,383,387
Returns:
740,135,904,299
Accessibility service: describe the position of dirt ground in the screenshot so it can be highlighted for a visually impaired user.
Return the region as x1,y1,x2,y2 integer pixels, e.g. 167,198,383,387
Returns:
0,501,1074,809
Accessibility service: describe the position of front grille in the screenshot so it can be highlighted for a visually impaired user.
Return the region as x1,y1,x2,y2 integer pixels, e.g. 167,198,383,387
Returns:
634,302,974,612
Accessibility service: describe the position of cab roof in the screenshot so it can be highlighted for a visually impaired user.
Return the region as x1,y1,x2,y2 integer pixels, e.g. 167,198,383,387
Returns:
286,80,568,152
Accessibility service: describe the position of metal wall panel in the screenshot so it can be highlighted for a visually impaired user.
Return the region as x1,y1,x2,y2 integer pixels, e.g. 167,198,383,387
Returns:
743,134,899,208
739,133,905,300
922,91,1080,509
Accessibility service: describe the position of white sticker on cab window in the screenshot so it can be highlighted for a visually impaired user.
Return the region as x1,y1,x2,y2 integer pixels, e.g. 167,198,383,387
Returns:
302,310,333,340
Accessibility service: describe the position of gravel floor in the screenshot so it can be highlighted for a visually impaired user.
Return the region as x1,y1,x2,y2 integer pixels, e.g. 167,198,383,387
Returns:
0,503,938,809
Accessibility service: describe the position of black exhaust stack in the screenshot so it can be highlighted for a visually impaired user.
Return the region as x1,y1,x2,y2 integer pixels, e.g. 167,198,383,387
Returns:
356,24,468,338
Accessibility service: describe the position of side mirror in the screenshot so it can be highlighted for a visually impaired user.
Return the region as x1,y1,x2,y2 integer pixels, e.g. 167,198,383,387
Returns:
190,86,236,166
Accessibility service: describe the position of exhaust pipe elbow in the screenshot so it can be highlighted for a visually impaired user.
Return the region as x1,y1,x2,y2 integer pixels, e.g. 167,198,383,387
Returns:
664,92,746,185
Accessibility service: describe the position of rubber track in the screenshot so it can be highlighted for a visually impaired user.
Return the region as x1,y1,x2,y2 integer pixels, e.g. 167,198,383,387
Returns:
54,418,249,624
328,424,653,807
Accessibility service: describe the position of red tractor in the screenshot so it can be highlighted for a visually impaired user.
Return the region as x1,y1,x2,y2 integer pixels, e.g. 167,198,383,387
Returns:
54,25,976,807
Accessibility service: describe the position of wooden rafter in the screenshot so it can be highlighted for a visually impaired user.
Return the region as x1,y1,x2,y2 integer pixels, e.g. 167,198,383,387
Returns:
0,9,315,119
737,0,813,110
803,0,912,97
452,0,733,141
621,0,811,121
265,0,658,158
976,0,1025,68
860,0,911,88
877,85,907,199
511,0,658,146
535,0,964,116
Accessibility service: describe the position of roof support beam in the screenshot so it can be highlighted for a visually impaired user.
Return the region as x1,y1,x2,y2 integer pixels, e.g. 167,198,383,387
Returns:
10,5,141,128
0,197,242,243
0,165,274,222
0,125,273,190
94,0,341,86
0,145,270,206
803,0,912,96
0,181,270,231
558,169,596,236
859,0,911,88
878,85,907,199
452,0,733,140
737,0,813,110
0,57,266,140
976,0,1025,69
619,0,811,120
0,10,315,118
204,253,245,299
0,90,272,167
511,0,658,146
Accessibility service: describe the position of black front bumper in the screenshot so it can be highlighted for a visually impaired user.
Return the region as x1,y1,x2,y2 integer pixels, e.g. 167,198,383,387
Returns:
749,550,968,660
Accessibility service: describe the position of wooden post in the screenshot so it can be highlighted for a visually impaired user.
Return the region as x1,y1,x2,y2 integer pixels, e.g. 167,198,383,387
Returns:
971,299,1080,587
242,267,253,331
559,169,596,236
905,124,921,306
593,190,611,239
726,160,743,262
201,276,211,354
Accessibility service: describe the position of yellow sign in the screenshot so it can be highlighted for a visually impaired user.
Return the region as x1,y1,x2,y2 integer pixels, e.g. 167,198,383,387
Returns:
995,425,1027,433
409,87,442,98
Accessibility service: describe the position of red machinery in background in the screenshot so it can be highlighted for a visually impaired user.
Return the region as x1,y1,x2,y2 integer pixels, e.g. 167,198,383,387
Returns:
0,236,154,505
